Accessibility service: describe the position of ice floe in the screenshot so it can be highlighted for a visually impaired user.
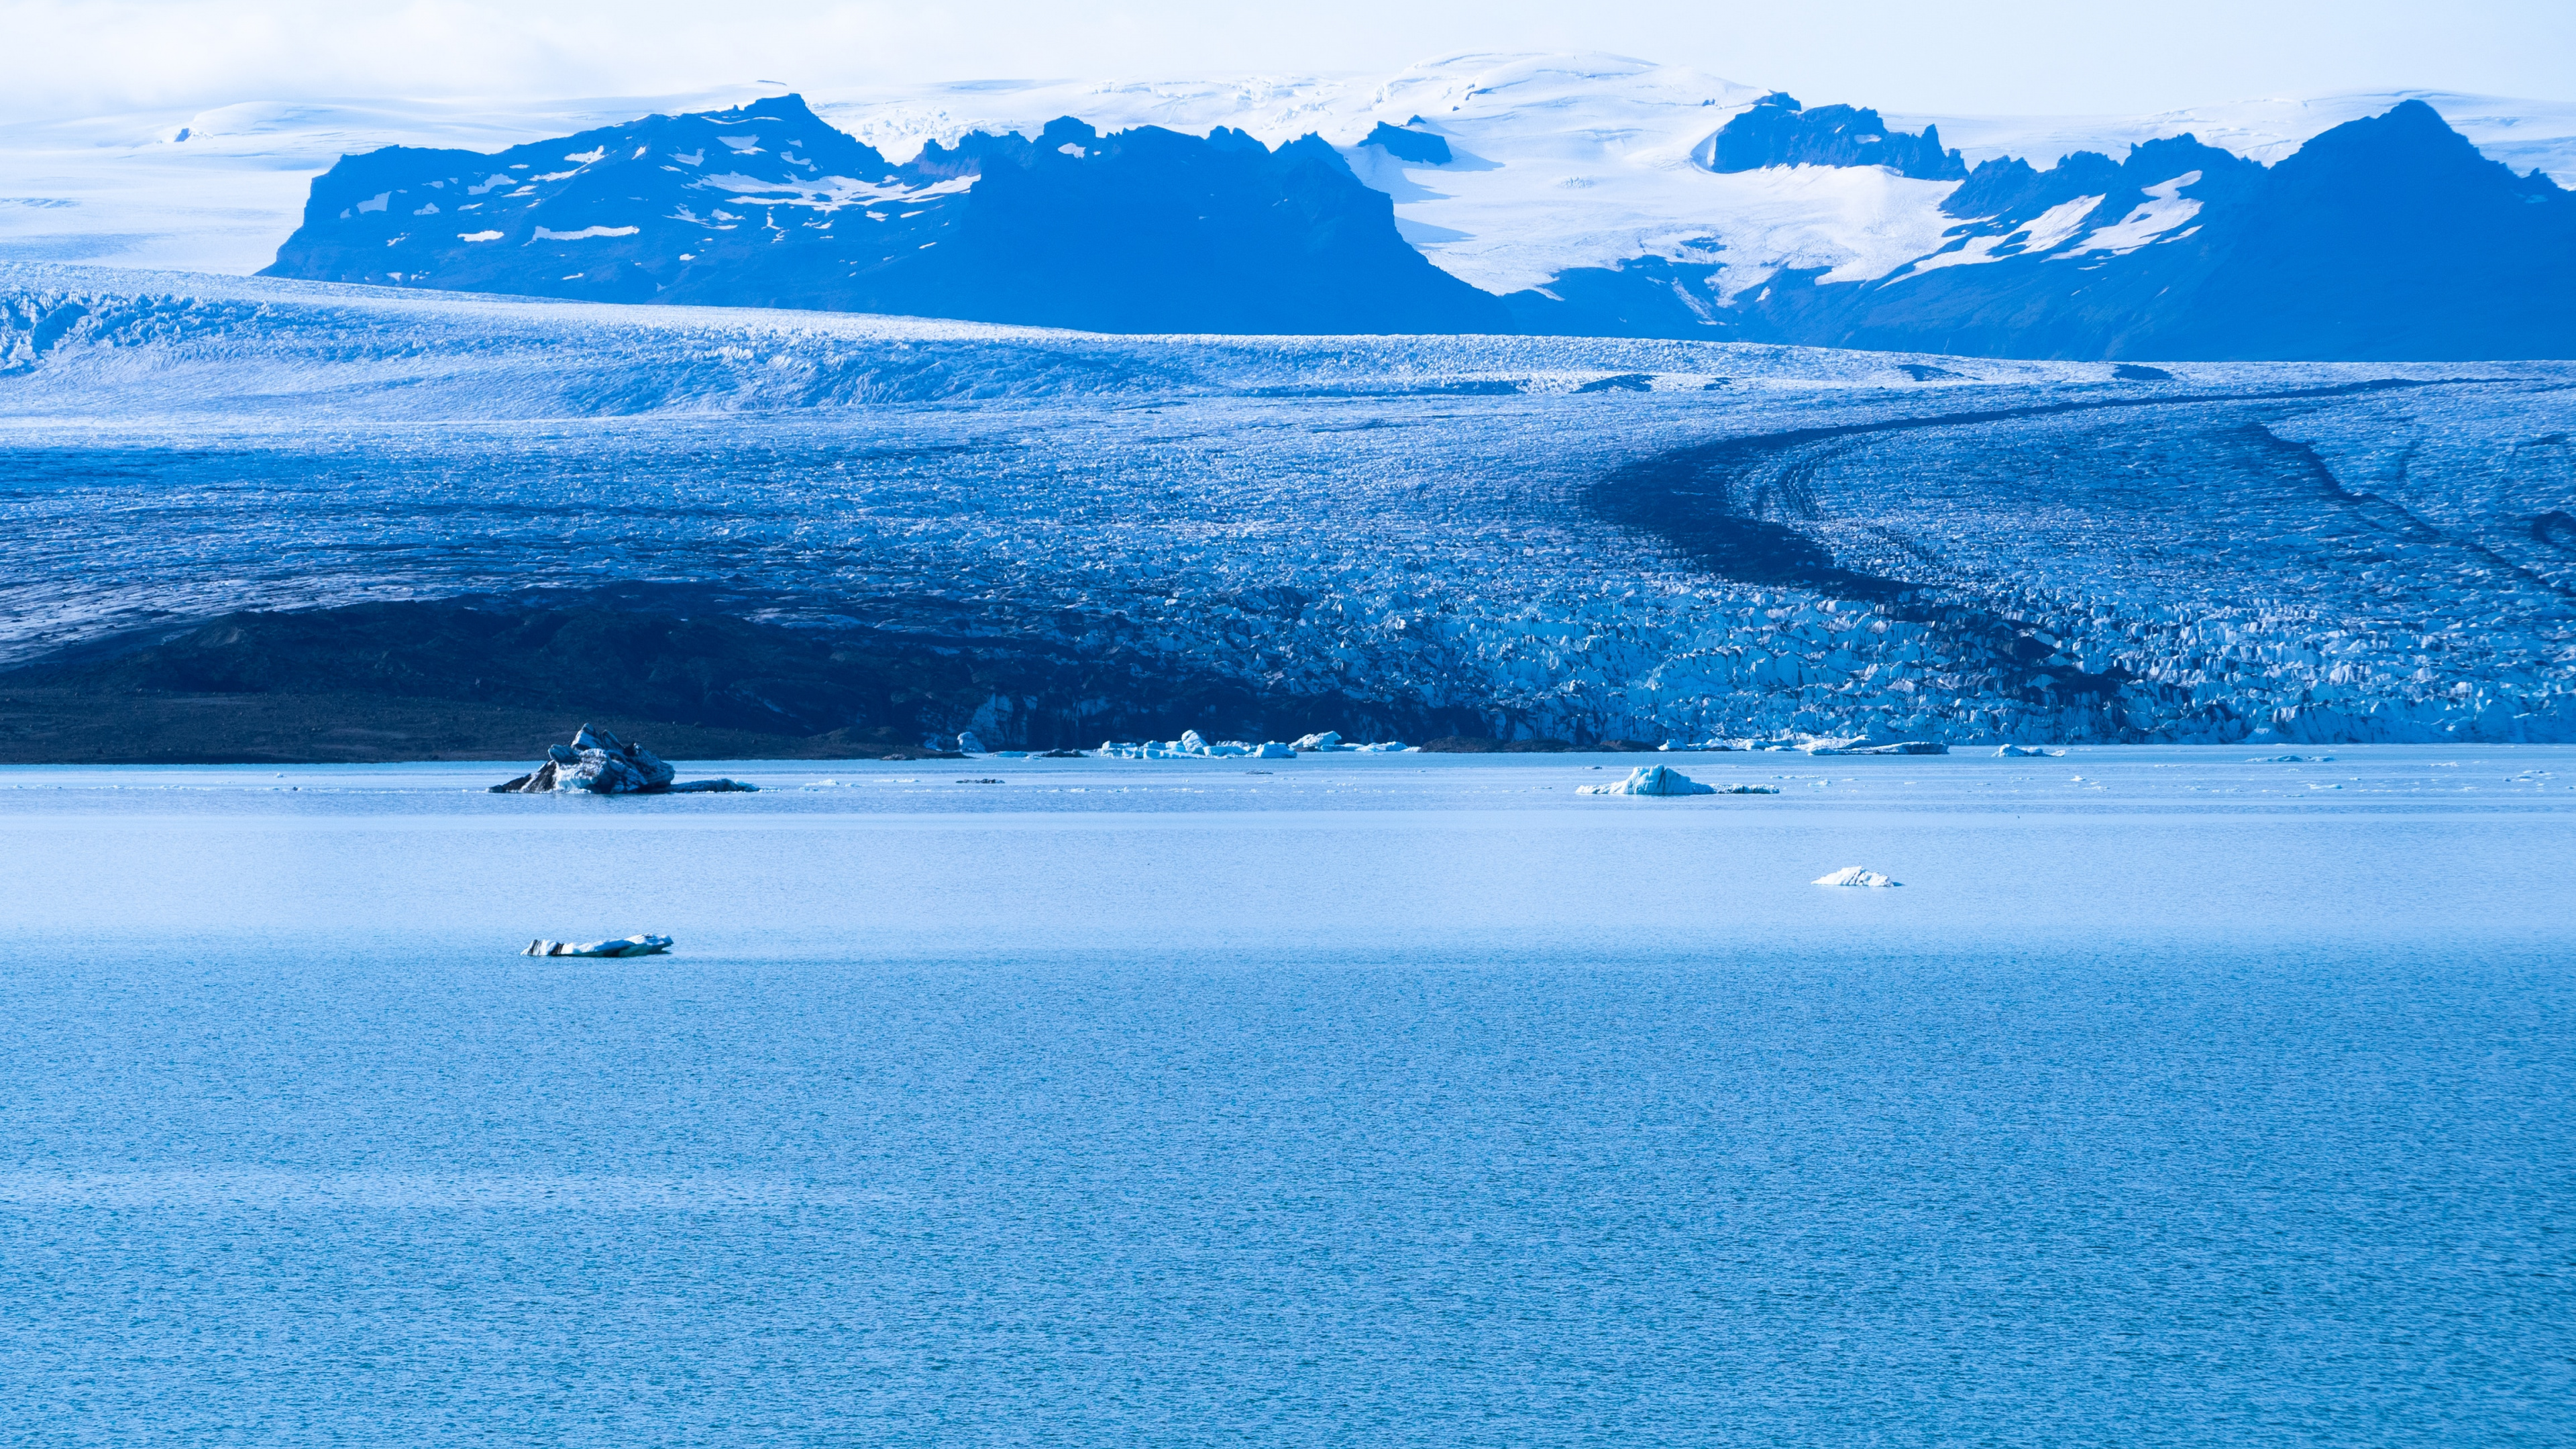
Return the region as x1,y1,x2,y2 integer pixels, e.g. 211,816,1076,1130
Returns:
1812,867,1901,887
1097,731,1372,758
1580,764,1715,796
488,725,757,794
1994,744,2068,757
1805,738,1949,756
523,933,673,957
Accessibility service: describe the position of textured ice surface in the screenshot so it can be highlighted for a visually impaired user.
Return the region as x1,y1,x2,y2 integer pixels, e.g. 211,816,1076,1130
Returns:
5,266,2575,745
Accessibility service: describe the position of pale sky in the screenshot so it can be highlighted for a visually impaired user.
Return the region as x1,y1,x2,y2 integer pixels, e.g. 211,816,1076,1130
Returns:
8,0,2574,123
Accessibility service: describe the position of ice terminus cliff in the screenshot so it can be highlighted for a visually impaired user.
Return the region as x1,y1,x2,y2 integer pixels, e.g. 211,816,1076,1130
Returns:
3,264,2573,758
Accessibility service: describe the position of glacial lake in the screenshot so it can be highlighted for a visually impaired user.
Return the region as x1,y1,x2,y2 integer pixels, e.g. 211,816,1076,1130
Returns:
3,747,2572,1444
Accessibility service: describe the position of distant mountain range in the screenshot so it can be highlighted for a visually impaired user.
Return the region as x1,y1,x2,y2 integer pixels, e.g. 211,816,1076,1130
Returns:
265,97,1501,333
256,74,2576,359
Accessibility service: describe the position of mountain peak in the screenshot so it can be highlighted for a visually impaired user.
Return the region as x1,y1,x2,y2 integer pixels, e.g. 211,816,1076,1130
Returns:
1703,94,1966,181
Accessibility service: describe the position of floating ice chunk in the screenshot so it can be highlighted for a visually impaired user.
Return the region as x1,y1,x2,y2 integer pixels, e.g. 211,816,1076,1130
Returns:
665,778,757,793
1813,867,1901,888
1251,741,1296,759
2251,753,2335,763
1181,729,1210,753
1578,764,1717,796
1994,744,2068,757
1292,731,1343,751
489,726,749,794
957,731,987,754
1354,741,1411,753
523,934,672,957
1808,738,1947,756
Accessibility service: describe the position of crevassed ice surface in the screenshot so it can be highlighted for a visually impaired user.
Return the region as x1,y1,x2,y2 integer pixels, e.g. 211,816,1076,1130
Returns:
6,266,2574,745
2,749,2572,1444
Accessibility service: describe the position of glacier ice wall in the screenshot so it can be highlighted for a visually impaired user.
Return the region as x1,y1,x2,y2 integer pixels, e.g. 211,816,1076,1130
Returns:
5,264,2573,746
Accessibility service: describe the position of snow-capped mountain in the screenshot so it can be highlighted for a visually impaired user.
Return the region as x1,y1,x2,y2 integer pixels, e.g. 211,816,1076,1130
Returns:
19,52,2576,356
1513,96,2576,359
262,94,1500,333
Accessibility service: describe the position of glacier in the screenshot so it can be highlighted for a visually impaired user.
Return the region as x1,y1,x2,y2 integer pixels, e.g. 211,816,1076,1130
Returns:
3,262,2574,755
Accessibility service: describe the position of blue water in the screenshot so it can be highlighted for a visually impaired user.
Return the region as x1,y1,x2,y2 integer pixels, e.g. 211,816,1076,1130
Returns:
3,750,2573,1444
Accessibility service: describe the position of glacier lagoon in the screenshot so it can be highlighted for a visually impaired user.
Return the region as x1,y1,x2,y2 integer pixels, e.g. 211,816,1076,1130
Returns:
4,748,2573,1444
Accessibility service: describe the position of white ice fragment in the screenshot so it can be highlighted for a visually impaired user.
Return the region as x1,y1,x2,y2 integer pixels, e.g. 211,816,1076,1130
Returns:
1808,737,1946,755
957,731,987,754
1292,731,1343,751
1813,867,1900,888
523,934,672,957
1994,744,2067,757
1579,763,1717,796
456,230,503,242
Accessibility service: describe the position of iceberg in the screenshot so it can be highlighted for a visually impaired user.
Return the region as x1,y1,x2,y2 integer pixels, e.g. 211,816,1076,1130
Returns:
523,933,673,957
1580,764,1717,796
1812,867,1901,888
488,725,757,794
1994,744,2068,757
1807,738,1949,756
1095,733,1303,759
957,731,989,754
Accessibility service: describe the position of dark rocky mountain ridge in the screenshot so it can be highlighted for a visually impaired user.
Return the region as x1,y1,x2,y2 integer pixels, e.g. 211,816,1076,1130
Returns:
261,93,2575,360
262,95,1506,334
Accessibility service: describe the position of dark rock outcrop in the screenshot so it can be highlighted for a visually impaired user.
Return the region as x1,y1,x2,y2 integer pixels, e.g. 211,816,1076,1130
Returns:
1360,121,1453,166
1705,93,1968,180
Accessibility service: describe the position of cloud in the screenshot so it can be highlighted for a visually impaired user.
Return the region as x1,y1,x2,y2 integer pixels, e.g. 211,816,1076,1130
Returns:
5,0,2571,123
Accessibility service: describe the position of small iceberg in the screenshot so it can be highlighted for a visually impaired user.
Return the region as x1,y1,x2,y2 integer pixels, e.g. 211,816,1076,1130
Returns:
1285,731,1410,753
1580,764,1716,796
490,725,757,794
1813,867,1900,888
1095,732,1307,759
1807,738,1949,756
524,934,673,957
1994,744,2068,758
2251,753,2334,763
